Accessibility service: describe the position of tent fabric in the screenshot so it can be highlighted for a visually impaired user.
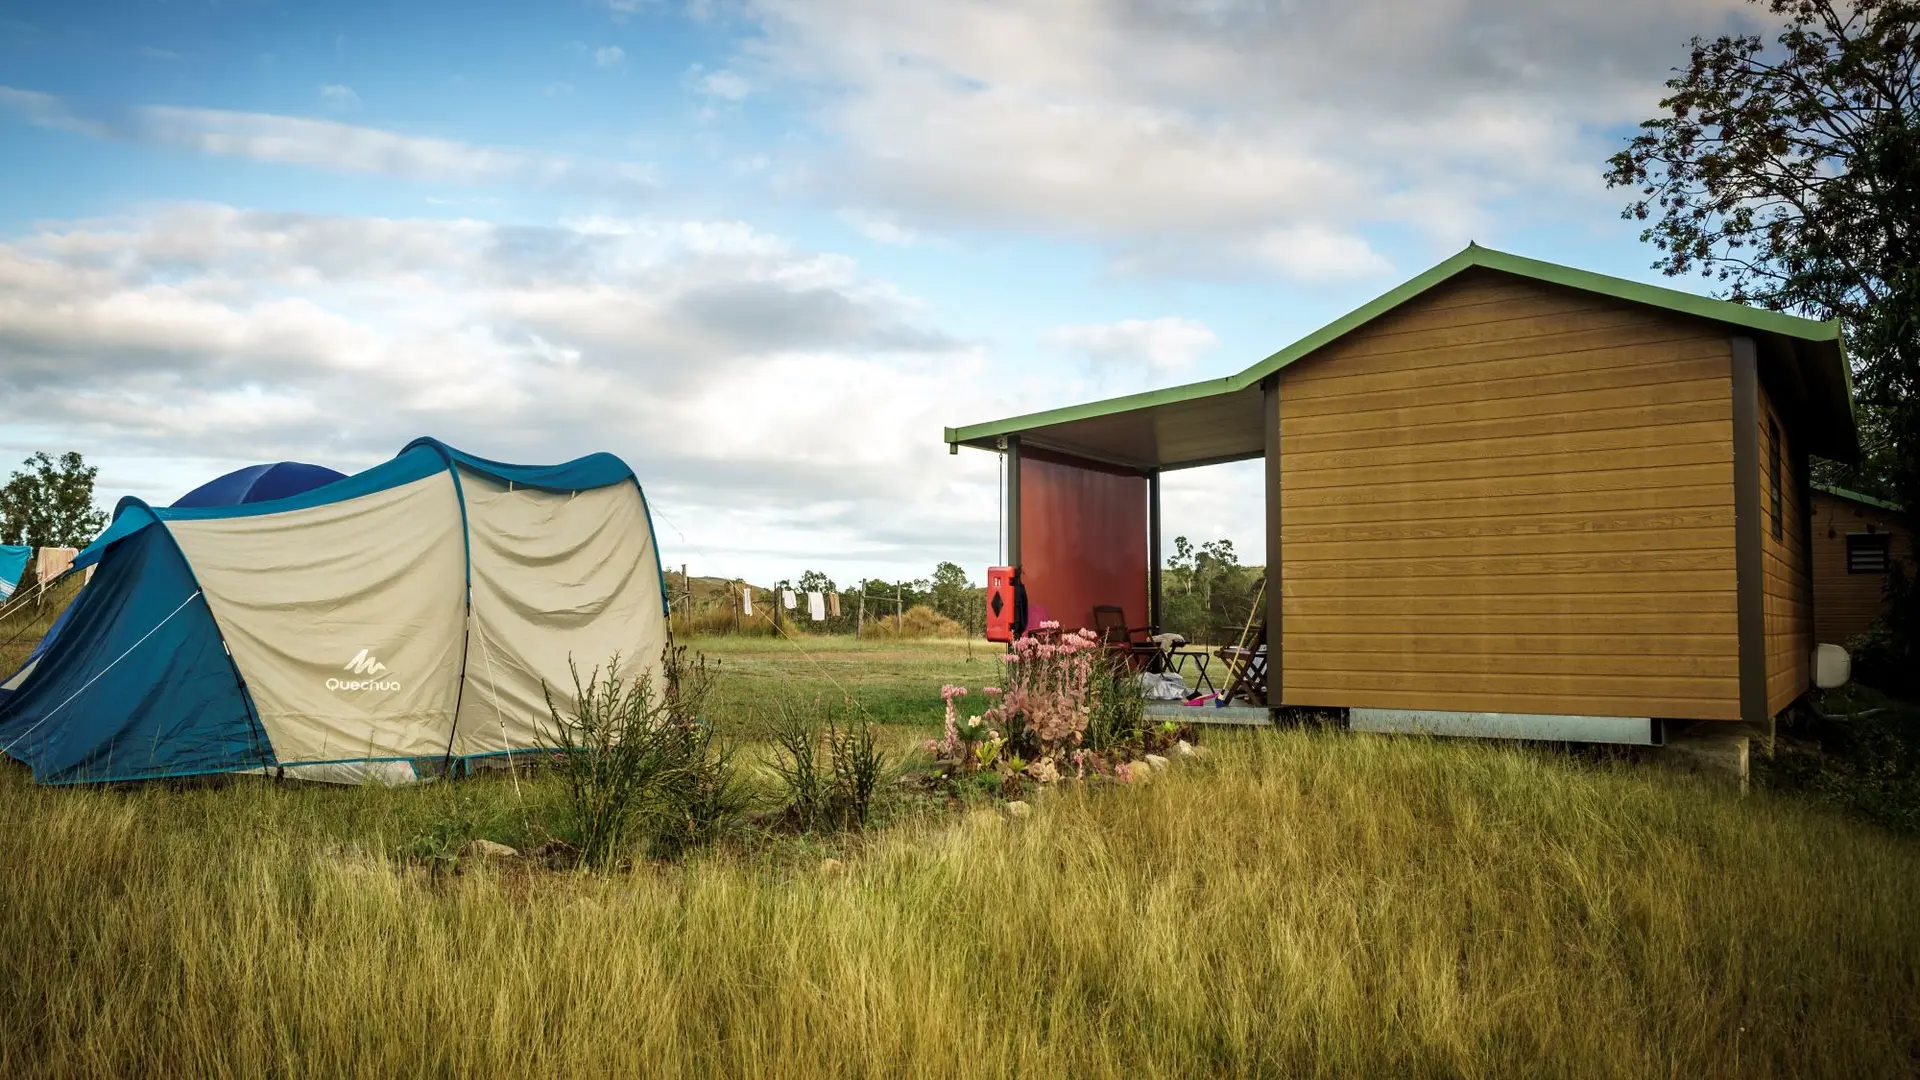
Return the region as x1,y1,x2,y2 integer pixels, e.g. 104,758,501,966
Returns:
449,468,667,757
74,448,453,571
0,525,267,783
172,461,349,509
0,544,26,599
167,471,470,765
0,439,668,785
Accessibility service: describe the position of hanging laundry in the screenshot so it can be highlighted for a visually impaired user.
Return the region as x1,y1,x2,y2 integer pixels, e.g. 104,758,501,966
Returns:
35,546,77,585
807,591,826,622
827,591,841,618
781,589,797,611
740,585,753,617
0,543,27,599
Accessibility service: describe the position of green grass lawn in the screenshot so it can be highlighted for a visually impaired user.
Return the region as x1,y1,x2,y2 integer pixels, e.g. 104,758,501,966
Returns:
688,633,998,736
4,635,1920,1077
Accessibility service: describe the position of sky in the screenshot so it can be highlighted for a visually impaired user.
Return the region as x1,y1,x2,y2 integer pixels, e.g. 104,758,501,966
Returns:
0,0,1767,586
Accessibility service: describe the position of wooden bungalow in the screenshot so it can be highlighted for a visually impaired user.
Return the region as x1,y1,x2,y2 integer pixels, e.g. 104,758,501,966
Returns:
1810,484,1911,646
946,245,1858,744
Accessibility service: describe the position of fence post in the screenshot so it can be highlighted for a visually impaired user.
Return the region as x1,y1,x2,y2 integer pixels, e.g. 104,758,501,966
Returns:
896,584,903,634
856,590,865,637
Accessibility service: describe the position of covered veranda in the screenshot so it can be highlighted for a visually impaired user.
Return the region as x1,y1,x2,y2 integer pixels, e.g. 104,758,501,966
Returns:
947,373,1281,721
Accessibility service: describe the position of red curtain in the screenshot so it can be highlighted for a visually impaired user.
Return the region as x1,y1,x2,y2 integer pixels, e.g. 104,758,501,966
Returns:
1018,448,1149,634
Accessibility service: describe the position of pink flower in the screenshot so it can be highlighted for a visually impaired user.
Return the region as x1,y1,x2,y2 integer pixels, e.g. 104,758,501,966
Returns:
983,687,1002,696
941,684,969,701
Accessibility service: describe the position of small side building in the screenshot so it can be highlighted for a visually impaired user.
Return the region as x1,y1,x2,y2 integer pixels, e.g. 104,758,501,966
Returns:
947,244,1859,744
1811,485,1912,645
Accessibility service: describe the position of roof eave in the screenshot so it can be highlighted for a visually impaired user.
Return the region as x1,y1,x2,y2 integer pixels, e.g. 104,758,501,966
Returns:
944,375,1242,450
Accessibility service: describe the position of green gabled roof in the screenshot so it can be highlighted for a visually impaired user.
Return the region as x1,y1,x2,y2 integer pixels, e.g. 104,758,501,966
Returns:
1814,483,1905,514
946,243,1856,466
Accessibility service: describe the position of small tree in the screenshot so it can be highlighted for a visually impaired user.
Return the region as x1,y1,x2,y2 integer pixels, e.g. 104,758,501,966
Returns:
1,452,108,549
928,561,985,634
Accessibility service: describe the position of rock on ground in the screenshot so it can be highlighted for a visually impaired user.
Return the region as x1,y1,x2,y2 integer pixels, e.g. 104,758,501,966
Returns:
463,839,519,859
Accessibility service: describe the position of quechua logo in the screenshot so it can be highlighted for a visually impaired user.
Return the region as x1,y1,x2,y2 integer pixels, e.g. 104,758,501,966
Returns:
328,649,401,692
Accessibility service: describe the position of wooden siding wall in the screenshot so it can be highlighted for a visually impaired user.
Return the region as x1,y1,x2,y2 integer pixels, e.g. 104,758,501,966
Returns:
1811,490,1914,644
1756,383,1814,715
1278,269,1742,720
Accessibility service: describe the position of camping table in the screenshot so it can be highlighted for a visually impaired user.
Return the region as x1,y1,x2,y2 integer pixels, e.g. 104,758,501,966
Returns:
1166,645,1222,697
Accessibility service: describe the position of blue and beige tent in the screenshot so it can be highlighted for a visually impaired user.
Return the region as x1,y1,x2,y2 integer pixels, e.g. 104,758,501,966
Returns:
0,459,351,716
0,438,668,785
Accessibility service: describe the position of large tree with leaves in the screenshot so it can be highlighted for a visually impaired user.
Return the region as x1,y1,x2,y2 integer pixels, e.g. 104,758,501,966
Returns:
1605,0,1918,510
0,451,109,549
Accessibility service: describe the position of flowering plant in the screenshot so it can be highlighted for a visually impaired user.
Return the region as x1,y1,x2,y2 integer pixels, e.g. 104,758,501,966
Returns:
925,622,1106,784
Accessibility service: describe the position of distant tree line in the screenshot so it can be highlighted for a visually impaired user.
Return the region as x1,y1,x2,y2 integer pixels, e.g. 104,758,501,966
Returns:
671,562,987,637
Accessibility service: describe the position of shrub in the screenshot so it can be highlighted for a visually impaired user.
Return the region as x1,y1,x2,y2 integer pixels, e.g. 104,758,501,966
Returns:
929,626,1192,791
539,646,744,866
1083,653,1149,752
930,624,1100,783
769,701,888,830
1848,562,1919,698
862,604,964,640
1765,683,1920,835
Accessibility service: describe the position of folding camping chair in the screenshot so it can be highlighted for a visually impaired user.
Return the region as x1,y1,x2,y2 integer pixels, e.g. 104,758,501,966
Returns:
1212,580,1268,706
1215,623,1268,706
1091,605,1167,672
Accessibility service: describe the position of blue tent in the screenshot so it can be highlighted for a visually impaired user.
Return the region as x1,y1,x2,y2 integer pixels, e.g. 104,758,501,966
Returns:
172,461,347,508
0,439,667,785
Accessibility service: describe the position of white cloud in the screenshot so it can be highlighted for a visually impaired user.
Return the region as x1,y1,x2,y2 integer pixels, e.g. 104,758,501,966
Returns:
318,84,360,108
1044,317,1219,375
0,87,658,195
724,0,1752,279
700,69,749,100
594,45,626,67
0,205,1000,582
0,86,111,139
837,208,931,247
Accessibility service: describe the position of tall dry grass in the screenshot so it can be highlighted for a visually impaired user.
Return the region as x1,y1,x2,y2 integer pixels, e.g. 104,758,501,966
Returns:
3,730,1918,1077
0,574,83,675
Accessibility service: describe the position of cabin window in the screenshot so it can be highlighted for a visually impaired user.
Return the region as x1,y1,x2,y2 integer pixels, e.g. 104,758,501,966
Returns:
1768,419,1783,542
1848,533,1892,574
